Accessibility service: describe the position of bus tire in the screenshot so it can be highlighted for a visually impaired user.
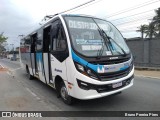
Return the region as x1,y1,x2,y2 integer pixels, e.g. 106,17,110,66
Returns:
26,65,34,80
60,81,74,105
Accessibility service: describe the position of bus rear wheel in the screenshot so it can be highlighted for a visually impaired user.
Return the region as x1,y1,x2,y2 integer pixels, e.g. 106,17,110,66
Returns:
60,81,74,105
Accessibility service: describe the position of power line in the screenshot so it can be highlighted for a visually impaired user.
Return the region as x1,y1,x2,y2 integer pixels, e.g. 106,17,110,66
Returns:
41,0,101,24
22,0,102,38
119,26,140,30
116,20,151,27
109,9,156,21
105,0,160,18
58,0,97,14
68,0,103,14
121,30,137,33
114,15,154,25
116,20,150,30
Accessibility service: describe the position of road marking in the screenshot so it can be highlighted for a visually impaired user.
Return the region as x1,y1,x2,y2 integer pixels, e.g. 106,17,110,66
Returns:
10,67,22,71
135,75,160,80
25,87,41,100
6,69,15,78
1,63,21,77
0,64,4,68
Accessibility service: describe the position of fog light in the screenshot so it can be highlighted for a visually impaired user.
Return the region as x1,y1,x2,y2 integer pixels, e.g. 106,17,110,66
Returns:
77,79,90,90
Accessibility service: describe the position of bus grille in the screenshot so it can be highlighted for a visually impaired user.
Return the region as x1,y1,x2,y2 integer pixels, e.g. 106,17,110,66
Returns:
98,66,132,81
90,57,130,65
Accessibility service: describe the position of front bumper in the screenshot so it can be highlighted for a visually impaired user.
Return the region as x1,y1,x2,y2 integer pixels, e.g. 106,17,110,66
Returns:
69,66,134,100
77,75,134,93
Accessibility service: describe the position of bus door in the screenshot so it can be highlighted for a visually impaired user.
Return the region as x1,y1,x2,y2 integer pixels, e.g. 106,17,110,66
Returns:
35,29,46,83
50,19,69,84
43,25,52,84
31,33,38,75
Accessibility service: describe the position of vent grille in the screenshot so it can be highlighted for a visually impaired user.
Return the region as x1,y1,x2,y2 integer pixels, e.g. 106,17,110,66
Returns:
90,57,130,65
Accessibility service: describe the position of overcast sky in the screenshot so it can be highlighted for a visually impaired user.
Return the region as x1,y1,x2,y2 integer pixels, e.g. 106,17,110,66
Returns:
0,0,159,50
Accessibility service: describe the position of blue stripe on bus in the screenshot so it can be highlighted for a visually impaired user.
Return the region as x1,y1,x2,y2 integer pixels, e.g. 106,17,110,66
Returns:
71,49,129,72
71,49,101,72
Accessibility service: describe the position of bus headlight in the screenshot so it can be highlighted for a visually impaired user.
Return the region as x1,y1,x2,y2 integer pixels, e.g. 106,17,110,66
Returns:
74,62,99,80
76,63,85,72
86,68,99,80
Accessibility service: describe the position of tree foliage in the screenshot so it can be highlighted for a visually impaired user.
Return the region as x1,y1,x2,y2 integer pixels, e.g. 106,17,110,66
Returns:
0,32,8,52
137,7,160,39
136,25,148,39
0,32,8,44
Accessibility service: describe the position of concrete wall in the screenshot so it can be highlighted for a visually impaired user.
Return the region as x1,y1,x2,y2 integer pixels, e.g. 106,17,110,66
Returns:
126,38,160,68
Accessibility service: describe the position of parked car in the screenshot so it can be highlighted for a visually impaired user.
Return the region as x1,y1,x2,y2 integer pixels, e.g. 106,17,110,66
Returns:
10,57,16,61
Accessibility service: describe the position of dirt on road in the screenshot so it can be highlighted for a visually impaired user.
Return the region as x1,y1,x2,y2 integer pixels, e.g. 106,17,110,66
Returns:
0,65,8,72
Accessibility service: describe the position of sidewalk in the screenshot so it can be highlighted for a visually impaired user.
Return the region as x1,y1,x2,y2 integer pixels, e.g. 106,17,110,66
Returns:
135,70,160,79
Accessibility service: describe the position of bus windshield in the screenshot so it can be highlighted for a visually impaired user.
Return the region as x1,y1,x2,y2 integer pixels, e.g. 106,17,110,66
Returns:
64,16,130,57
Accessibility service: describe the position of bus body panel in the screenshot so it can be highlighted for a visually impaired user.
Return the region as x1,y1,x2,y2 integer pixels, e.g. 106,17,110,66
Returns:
50,54,68,82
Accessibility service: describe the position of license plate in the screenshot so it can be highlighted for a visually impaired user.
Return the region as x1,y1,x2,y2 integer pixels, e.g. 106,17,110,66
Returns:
112,82,122,88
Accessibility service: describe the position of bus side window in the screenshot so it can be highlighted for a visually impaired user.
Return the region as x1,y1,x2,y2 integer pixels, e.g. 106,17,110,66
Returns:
43,25,51,52
24,37,31,52
31,33,37,52
51,21,67,51
36,29,43,51
50,20,69,62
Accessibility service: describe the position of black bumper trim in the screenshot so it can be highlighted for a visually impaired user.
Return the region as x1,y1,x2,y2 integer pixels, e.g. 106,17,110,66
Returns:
77,75,134,93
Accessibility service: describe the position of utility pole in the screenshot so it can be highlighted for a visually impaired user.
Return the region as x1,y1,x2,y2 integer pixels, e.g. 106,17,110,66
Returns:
10,44,15,60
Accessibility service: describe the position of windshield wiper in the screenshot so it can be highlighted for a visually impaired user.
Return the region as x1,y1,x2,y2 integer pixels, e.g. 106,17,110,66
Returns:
100,29,127,56
96,28,113,59
107,36,127,56
96,38,104,59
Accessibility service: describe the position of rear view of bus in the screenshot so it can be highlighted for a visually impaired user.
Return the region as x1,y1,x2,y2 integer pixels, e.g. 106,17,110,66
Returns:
63,15,134,102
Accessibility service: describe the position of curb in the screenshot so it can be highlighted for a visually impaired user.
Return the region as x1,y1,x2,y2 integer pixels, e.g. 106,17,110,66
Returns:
135,75,160,80
135,67,160,71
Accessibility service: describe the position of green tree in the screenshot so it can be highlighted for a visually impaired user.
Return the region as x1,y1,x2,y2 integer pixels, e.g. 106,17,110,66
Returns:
0,32,8,44
0,32,8,52
137,7,160,39
144,23,157,39
136,25,148,39
153,8,160,37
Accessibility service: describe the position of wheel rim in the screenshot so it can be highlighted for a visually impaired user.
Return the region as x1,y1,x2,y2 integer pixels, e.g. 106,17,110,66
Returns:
60,85,67,100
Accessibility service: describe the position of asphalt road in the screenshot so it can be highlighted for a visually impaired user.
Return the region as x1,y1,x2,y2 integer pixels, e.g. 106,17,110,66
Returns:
0,58,160,120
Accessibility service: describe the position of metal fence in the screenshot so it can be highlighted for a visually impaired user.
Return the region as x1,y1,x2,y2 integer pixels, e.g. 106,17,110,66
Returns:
126,38,160,68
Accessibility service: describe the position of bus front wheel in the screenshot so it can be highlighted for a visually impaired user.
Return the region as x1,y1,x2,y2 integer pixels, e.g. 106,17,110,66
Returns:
60,81,74,105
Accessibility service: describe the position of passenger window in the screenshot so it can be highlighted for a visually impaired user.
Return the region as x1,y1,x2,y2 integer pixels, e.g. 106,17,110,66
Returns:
50,19,69,62
36,29,43,51
31,33,37,52
43,25,51,52
24,37,31,52
51,20,67,51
